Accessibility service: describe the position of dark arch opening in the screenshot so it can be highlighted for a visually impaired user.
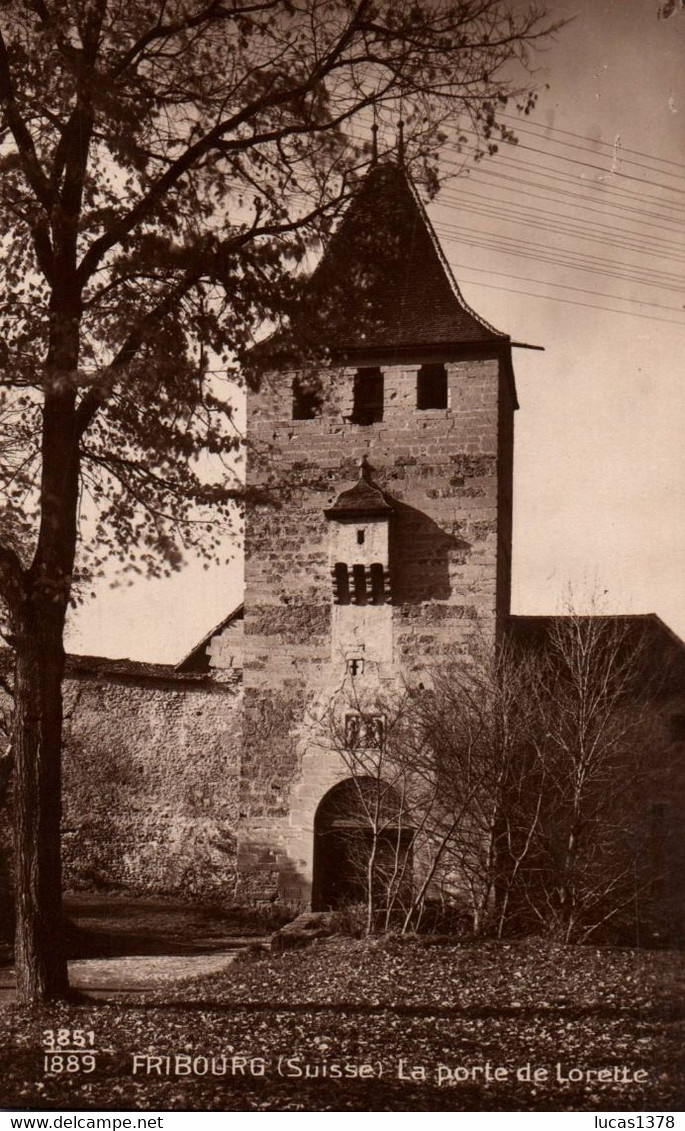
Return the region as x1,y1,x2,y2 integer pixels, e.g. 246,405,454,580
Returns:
311,778,413,913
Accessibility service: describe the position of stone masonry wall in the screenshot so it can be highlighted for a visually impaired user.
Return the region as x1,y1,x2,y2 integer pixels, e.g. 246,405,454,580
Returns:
61,670,242,900
207,616,244,671
240,352,514,903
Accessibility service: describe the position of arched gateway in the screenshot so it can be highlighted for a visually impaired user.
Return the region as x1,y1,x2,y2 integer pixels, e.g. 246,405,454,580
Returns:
311,778,413,912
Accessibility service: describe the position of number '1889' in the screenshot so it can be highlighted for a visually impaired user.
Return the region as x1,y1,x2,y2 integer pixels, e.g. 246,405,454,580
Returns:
43,1054,96,1074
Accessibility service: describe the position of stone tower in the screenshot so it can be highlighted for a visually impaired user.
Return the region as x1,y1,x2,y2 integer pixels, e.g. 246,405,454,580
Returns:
238,161,519,905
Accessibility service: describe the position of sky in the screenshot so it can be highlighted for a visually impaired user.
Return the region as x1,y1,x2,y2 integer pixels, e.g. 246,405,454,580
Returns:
65,0,685,663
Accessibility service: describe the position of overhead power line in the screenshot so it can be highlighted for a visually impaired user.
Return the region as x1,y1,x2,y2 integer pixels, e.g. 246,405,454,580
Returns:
433,213,685,281
465,132,685,199
439,256,685,315
222,162,681,286
437,185,684,261
216,160,685,324
435,138,685,216
347,126,685,216
465,166,685,236
493,118,685,185
499,112,685,177
446,267,685,327
431,222,685,293
435,195,685,266
406,135,685,245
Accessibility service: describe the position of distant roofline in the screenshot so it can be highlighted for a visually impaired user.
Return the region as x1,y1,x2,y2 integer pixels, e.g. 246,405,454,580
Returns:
331,336,512,358
2,608,679,686
508,612,685,650
0,647,220,685
176,602,244,672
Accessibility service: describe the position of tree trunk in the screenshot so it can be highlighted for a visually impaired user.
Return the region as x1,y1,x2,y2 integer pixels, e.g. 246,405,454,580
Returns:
13,600,69,1003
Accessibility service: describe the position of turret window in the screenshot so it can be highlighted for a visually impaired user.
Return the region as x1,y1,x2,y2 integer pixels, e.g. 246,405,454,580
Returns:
351,368,383,425
417,363,448,410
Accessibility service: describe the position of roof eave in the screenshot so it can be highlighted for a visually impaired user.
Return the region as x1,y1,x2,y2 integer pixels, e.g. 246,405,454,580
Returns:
324,504,393,520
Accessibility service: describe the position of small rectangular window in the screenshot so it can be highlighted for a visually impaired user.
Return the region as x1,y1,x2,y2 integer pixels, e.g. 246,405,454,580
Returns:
417,363,448,410
351,368,383,425
292,375,323,420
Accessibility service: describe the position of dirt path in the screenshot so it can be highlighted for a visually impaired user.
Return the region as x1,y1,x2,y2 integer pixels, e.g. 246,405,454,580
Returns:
0,896,275,1003
0,949,243,1003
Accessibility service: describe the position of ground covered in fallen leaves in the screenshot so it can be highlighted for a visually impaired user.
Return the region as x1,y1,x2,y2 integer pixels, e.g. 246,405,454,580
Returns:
0,937,682,1112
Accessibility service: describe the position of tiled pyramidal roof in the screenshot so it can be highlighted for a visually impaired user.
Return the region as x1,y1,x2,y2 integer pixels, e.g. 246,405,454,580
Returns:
297,161,506,352
324,475,393,519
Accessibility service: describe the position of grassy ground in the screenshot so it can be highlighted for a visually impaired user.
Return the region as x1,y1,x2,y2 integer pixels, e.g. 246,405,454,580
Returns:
0,936,682,1112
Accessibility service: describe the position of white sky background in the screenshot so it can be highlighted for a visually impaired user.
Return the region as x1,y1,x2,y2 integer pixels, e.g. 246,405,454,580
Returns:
65,0,685,663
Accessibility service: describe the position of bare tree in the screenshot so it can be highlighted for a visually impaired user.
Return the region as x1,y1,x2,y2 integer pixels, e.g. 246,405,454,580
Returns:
409,639,541,935
517,612,658,942
315,687,424,933
314,610,665,943
315,674,499,935
412,614,662,943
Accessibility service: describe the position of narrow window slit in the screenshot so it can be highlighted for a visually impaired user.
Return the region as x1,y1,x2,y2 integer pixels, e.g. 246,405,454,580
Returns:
352,564,367,605
333,562,350,604
370,563,385,605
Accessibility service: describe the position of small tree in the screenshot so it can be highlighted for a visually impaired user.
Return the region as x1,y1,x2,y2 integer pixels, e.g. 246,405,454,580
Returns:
408,638,543,935
517,612,658,942
412,615,662,942
316,610,664,943
316,675,498,934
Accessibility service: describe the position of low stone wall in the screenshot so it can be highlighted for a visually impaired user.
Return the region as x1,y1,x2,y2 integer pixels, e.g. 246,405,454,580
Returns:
60,661,242,900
